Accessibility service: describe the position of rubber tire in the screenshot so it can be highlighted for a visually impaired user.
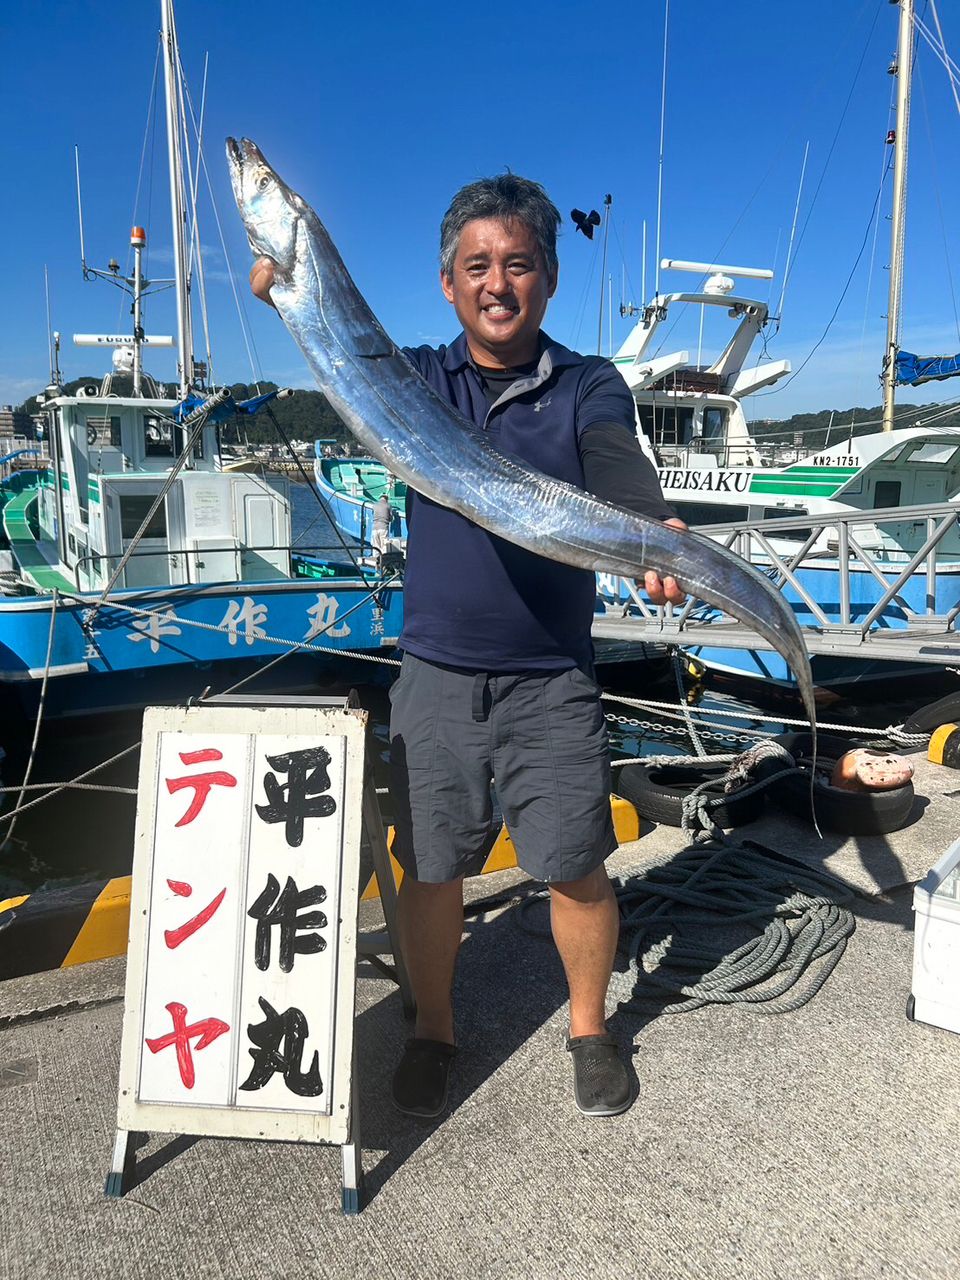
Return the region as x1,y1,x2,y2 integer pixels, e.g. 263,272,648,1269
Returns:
614,759,765,830
903,691,960,735
905,994,916,1022
758,731,916,836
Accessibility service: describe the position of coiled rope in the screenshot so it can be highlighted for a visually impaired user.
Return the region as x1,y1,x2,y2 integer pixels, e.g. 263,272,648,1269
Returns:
517,834,856,1016
616,838,856,1015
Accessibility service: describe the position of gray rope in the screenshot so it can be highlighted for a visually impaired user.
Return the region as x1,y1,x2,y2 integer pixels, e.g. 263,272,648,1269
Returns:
618,839,855,1015
0,783,137,796
516,835,855,1016
0,744,140,830
672,649,707,757
6,589,58,843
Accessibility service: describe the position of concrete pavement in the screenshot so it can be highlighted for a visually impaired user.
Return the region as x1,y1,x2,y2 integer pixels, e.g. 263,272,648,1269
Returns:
2,750,959,1279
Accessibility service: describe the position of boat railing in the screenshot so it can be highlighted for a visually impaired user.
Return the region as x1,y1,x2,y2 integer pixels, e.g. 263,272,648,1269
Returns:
655,440,759,469
72,541,377,590
594,499,960,659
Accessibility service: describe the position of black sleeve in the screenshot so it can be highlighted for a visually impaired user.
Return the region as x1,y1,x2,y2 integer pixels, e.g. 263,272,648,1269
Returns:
579,421,678,521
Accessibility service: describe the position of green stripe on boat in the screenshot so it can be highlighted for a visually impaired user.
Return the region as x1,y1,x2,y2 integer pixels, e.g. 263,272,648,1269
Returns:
781,466,859,477
748,479,844,496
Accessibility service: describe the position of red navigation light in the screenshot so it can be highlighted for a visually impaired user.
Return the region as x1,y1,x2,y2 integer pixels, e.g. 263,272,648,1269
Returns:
131,226,147,247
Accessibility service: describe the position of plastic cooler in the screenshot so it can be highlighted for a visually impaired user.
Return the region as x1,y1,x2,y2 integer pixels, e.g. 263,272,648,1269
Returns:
910,836,960,1034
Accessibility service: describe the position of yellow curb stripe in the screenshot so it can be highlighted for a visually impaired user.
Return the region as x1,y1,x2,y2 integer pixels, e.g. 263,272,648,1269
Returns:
60,876,132,968
1,798,641,968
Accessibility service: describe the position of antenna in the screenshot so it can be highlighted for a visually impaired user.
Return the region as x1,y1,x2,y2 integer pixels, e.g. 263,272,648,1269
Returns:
775,140,809,324
597,194,612,354
75,146,88,275
44,265,55,383
642,220,648,303
654,0,670,296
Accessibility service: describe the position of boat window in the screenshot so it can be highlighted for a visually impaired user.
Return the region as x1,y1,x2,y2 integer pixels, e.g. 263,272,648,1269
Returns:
874,480,902,509
636,403,694,446
144,417,180,458
676,501,749,526
909,443,959,465
120,494,167,540
761,507,811,540
702,408,727,441
144,416,176,457
879,444,907,463
86,415,122,448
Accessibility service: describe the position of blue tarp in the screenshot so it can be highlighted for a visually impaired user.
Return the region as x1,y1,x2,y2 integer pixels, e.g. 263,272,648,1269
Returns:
894,351,960,386
173,387,288,425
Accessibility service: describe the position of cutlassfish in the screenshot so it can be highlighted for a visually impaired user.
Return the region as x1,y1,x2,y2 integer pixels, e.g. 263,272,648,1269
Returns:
226,136,817,801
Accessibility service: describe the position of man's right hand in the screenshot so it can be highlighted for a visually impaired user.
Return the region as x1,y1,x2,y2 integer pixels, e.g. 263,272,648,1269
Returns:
250,256,277,308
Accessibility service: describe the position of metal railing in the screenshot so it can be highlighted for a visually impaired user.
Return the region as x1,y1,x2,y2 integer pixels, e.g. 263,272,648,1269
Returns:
594,500,960,660
71,540,380,591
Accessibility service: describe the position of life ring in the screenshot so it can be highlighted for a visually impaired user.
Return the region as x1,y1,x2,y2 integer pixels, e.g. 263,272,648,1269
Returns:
614,759,765,830
904,691,960,735
756,731,916,836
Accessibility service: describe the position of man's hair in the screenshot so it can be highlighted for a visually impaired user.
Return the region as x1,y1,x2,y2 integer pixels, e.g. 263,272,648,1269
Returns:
439,174,561,277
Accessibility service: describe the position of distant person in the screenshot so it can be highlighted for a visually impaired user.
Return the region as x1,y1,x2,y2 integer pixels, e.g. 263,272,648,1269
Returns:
250,173,685,1120
371,491,393,570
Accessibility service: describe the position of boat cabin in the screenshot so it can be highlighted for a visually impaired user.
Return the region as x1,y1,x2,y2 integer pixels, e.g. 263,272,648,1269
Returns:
22,388,292,593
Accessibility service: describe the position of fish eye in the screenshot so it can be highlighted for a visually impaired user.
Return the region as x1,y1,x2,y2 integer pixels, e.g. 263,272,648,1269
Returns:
256,173,271,192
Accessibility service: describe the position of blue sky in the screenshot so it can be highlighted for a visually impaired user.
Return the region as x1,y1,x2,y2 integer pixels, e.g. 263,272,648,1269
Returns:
2,0,959,421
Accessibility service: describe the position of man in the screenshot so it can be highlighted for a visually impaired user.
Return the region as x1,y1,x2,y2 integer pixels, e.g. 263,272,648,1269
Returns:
250,173,685,1119
370,489,393,571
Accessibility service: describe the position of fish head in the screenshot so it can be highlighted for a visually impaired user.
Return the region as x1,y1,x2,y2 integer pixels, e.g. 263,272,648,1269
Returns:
226,137,303,271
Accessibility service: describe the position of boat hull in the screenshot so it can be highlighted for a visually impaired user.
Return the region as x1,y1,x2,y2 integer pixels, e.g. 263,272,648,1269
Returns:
684,558,960,689
0,574,402,717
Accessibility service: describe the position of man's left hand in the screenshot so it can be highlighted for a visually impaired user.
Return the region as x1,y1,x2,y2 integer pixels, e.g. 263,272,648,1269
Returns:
642,517,688,606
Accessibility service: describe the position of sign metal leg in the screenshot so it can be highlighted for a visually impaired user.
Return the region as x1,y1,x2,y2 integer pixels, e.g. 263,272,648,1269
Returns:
104,1128,134,1197
340,1044,364,1215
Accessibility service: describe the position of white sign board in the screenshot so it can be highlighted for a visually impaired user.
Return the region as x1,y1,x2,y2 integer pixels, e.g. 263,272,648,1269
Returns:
116,702,365,1147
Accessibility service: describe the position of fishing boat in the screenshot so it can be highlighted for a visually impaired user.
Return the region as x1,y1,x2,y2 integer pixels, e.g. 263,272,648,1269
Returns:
0,0,401,725
602,0,960,690
313,445,407,552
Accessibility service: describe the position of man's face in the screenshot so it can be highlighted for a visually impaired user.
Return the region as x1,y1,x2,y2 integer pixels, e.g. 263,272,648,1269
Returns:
441,217,557,369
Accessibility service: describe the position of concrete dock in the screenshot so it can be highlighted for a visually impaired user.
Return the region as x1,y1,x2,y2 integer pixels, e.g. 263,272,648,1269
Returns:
2,750,959,1279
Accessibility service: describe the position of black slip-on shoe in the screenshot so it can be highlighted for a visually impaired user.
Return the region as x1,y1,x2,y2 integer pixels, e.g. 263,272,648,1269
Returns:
391,1037,457,1118
566,1033,632,1116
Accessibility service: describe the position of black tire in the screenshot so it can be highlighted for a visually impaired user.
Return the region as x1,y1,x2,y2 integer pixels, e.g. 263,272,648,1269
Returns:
614,759,765,830
903,691,960,735
905,993,916,1022
758,731,916,836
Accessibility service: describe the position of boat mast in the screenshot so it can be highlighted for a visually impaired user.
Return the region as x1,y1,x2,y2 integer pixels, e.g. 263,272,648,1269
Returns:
882,0,914,433
160,0,194,399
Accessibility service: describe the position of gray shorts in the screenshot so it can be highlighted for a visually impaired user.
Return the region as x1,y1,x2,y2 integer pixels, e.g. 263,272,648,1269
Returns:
389,653,617,884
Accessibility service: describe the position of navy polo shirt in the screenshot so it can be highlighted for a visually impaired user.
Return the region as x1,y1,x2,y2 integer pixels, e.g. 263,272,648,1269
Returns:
397,331,637,672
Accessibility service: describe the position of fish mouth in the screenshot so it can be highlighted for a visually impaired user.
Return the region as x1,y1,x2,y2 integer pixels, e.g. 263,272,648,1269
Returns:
225,135,266,204
225,135,246,205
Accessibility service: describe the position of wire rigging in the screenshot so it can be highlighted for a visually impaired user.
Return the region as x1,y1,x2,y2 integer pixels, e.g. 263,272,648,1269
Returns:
755,151,894,400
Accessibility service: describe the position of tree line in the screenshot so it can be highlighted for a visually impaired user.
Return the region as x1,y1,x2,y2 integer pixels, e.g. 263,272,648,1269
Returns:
17,377,351,447
16,378,960,455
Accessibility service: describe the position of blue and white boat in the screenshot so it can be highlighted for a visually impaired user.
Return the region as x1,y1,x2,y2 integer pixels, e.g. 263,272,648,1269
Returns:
0,1,401,724
596,4,960,692
313,447,407,551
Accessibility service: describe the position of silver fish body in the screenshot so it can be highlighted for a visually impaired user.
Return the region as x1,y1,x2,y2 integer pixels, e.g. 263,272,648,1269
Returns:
226,137,818,763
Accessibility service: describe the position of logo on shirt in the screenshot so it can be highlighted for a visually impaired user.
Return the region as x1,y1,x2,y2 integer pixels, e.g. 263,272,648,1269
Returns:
532,398,552,413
